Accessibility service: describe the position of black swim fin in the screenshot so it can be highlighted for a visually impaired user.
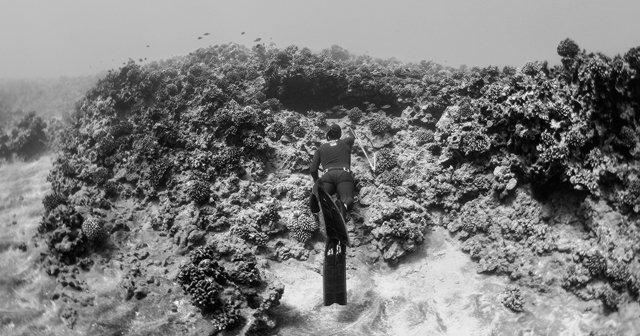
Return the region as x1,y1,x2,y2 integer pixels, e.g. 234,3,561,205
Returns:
323,238,347,306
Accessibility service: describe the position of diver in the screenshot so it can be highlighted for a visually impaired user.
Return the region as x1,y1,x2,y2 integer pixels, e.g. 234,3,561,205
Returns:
309,123,356,219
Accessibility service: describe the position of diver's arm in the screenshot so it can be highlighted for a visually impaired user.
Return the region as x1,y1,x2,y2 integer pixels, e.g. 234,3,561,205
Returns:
310,149,321,181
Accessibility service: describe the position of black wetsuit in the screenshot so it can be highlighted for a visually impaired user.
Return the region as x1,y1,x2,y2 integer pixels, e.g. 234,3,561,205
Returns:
309,132,356,213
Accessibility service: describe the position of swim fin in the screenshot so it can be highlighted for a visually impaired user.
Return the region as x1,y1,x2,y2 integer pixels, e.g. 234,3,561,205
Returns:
323,238,347,306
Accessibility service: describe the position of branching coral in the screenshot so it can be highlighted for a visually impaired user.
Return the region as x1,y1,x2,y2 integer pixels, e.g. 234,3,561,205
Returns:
265,121,285,140
601,286,621,310
521,62,540,76
248,283,285,332
231,222,268,246
257,201,281,229
453,103,475,122
624,47,640,70
177,248,241,330
368,115,392,134
379,169,404,187
622,180,640,210
37,205,86,263
260,98,282,111
617,125,636,148
502,285,525,312
283,114,306,137
367,200,429,262
103,180,120,198
562,264,592,289
582,251,607,276
177,243,281,332
42,192,67,215
347,107,363,123
7,111,48,159
557,38,581,58
605,261,630,290
375,148,397,173
415,129,435,145
312,111,327,126
91,167,111,185
460,131,491,155
211,147,243,171
186,179,211,204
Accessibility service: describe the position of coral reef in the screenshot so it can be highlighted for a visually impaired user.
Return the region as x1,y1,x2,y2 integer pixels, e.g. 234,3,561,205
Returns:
37,205,87,263
0,110,51,160
33,38,640,331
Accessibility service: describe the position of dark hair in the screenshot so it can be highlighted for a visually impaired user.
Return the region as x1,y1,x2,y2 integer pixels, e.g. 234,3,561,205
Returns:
326,123,341,140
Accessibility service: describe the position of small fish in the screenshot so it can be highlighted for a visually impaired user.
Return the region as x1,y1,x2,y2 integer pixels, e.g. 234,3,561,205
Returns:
144,57,147,60
146,45,149,47
254,38,261,42
204,32,210,36
197,37,203,39
241,31,245,35
381,105,390,109
139,58,143,62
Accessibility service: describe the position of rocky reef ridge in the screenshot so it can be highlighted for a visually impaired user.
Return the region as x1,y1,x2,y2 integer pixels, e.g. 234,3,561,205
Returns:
35,39,640,334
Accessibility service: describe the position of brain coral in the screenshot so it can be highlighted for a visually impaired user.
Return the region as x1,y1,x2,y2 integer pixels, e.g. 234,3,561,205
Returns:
287,213,318,243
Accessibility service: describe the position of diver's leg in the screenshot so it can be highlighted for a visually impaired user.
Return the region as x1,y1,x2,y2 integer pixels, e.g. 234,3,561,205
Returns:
336,181,355,211
322,181,336,196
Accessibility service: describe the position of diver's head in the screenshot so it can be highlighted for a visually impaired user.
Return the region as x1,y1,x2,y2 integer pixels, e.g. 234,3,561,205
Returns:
326,123,342,140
